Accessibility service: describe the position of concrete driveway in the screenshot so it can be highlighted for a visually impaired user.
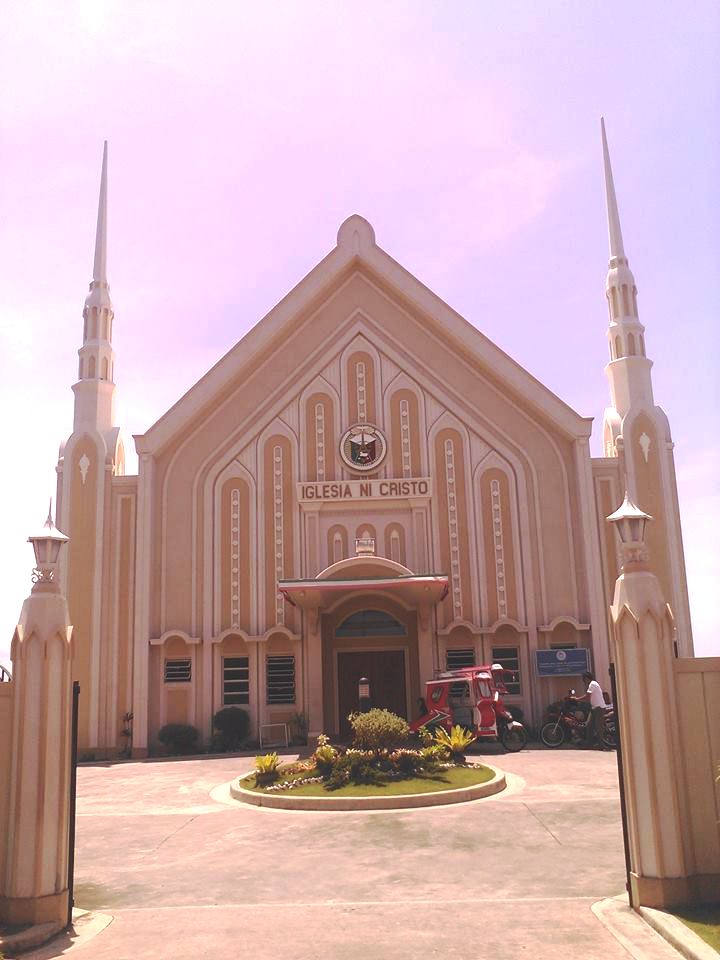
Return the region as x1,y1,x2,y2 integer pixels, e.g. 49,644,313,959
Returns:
29,748,675,959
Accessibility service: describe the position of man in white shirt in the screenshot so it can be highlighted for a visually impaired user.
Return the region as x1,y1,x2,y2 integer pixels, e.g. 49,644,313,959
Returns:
572,671,608,750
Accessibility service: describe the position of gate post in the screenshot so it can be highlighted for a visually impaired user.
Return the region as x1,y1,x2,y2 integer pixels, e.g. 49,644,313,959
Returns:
0,508,74,928
606,494,690,909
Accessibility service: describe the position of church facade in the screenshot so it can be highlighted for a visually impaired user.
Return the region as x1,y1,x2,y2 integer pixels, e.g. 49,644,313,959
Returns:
55,126,693,756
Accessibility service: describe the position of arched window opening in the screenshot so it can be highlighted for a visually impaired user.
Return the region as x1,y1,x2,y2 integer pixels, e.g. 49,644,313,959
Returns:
390,530,401,563
610,288,619,319
627,334,636,356
333,532,344,564
632,288,638,317
639,334,646,356
614,336,622,359
88,355,96,379
101,357,109,379
608,340,614,361
336,610,407,638
621,284,631,316
83,315,88,341
89,309,97,341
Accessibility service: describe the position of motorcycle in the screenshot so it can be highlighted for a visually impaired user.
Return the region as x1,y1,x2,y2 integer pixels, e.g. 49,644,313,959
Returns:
411,663,528,752
540,692,617,749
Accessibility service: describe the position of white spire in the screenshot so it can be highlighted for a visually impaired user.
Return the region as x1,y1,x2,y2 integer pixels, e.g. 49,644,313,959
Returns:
601,117,626,261
74,141,117,432
93,141,108,284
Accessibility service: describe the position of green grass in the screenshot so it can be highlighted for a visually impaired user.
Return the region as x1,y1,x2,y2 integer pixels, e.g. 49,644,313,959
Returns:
243,763,494,797
670,904,720,952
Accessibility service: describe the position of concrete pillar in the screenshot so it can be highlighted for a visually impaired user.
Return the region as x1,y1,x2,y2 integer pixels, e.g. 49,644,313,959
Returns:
0,518,74,927
417,603,435,690
607,495,691,909
305,607,323,739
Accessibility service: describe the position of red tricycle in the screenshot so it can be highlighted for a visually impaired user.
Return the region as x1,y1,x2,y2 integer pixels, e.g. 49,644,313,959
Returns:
410,663,528,752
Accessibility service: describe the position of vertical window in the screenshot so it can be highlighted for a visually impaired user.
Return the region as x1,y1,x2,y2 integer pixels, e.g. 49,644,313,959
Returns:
446,648,475,671
164,659,191,683
223,656,249,705
390,530,401,563
491,646,521,695
266,656,295,704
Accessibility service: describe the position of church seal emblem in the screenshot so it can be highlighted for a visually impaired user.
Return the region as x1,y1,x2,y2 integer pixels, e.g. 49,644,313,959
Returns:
340,424,387,472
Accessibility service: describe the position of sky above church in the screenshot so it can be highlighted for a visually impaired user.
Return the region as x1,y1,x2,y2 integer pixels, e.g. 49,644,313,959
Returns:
0,0,718,664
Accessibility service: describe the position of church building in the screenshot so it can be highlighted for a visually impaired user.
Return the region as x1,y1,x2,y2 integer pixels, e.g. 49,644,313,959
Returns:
55,124,693,756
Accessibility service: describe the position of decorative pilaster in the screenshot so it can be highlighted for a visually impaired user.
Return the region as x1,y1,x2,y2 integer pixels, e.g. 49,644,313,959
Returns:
0,511,73,927
607,495,690,908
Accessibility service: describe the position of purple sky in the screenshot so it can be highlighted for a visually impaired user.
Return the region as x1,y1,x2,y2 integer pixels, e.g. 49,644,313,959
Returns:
1,0,718,665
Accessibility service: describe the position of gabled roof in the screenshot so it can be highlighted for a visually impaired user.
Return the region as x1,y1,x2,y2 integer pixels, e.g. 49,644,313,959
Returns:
135,215,591,455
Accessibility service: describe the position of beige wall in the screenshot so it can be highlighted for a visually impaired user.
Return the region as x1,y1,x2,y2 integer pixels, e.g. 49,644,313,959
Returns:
674,656,720,900
61,222,696,752
0,682,14,885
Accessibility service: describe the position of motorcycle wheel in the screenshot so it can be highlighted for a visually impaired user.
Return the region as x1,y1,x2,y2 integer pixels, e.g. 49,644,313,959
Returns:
601,726,617,749
500,724,527,752
540,721,566,748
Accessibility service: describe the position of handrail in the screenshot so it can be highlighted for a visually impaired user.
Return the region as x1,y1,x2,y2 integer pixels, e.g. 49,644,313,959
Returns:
0,665,11,682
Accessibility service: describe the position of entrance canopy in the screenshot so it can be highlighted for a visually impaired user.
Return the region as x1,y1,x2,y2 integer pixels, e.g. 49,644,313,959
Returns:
280,555,448,612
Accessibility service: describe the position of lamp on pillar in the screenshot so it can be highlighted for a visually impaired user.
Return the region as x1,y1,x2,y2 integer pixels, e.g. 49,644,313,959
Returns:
358,677,371,713
606,493,652,570
1,503,74,929
605,492,691,909
28,500,69,589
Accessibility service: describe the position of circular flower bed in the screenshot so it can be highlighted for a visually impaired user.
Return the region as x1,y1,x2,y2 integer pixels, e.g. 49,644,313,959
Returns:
231,709,506,810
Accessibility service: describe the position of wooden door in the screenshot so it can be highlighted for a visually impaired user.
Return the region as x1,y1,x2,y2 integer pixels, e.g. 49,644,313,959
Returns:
337,650,407,737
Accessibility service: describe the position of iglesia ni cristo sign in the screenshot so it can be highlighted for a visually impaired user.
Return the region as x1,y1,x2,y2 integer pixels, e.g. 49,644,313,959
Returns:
298,478,432,502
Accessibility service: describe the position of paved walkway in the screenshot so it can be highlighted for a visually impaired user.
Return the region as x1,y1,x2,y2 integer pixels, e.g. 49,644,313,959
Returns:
29,748,678,959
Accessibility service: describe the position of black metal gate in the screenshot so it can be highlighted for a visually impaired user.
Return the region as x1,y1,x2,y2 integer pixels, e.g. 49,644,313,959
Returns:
608,663,633,908
66,681,80,928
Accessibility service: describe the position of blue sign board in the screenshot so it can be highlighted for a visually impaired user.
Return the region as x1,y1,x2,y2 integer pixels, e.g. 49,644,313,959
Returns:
535,648,591,677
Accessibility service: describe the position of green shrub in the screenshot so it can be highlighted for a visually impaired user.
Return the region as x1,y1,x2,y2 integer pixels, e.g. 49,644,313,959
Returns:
434,724,476,762
326,751,379,790
254,752,280,785
158,723,199,756
420,743,449,769
213,706,250,749
289,711,308,745
312,733,339,777
390,748,424,775
416,725,434,747
349,708,410,754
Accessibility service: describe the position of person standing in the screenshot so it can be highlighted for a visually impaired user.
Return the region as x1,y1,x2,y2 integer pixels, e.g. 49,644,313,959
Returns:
572,671,608,749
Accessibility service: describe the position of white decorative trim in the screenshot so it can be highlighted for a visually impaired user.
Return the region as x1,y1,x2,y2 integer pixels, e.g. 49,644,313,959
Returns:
79,453,90,485
390,529,401,563
356,361,367,422
490,479,508,619
400,399,412,477
273,444,285,625
444,438,463,620
538,616,591,632
230,488,241,628
149,630,201,646
314,402,326,481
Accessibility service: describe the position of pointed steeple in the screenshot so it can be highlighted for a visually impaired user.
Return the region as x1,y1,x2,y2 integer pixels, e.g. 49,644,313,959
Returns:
601,117,626,262
601,119,654,443
92,141,108,284
72,142,117,434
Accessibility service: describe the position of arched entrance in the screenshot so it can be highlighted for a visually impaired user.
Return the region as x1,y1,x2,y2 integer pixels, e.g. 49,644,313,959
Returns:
327,605,412,737
279,551,448,739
